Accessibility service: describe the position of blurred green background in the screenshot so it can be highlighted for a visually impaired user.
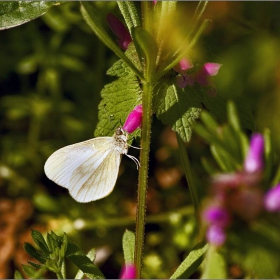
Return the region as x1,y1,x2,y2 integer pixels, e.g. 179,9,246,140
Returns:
0,1,280,278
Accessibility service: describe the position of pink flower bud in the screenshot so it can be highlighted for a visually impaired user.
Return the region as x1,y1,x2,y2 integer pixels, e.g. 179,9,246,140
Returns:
120,264,136,279
206,225,226,246
123,105,143,134
195,63,222,86
106,13,132,51
153,0,157,4
174,57,193,74
264,184,280,212
203,205,231,228
244,133,264,173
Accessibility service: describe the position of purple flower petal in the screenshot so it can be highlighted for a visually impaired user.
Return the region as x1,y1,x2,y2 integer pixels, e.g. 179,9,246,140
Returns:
264,184,280,212
206,225,226,246
120,264,136,279
203,206,231,228
123,105,143,133
174,58,193,74
106,13,132,51
244,133,264,173
176,74,194,88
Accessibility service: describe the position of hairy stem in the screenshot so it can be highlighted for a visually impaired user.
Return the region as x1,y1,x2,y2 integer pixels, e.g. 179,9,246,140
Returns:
134,81,153,278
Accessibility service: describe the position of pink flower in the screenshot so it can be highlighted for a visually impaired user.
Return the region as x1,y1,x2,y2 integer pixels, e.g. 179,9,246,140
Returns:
244,133,264,173
106,13,132,51
206,225,226,246
174,57,193,74
195,63,222,86
264,184,280,212
120,264,136,279
123,105,143,133
202,205,231,228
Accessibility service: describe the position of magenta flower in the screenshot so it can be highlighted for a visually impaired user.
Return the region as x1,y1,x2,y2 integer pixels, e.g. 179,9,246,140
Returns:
194,63,222,87
106,13,132,51
203,205,231,228
123,105,143,133
120,264,136,279
174,57,193,74
206,225,226,246
264,184,280,212
244,133,264,173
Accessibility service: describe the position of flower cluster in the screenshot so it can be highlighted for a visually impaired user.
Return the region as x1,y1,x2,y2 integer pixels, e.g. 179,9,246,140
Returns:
202,133,280,246
174,58,222,97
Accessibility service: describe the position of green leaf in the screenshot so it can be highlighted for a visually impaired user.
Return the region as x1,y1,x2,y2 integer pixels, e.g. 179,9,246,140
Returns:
22,265,47,279
117,1,140,32
46,232,56,253
94,58,142,141
60,232,68,259
31,229,50,255
75,248,96,279
201,245,227,279
132,26,158,78
170,242,208,279
155,83,201,142
24,242,46,264
122,230,135,264
80,2,143,81
66,242,104,279
28,260,44,269
0,1,58,30
14,270,24,279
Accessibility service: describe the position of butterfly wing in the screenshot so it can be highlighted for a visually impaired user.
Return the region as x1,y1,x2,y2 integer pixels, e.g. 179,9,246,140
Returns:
44,137,122,202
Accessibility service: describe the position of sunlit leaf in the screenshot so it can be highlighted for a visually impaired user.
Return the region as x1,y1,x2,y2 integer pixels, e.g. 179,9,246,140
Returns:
0,1,59,30
122,230,135,264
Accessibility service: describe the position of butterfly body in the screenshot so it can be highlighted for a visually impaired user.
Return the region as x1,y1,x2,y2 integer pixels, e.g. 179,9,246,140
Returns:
44,127,135,203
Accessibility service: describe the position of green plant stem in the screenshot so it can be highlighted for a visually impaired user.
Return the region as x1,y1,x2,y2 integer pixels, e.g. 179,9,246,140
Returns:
176,133,200,222
56,271,64,279
134,81,153,278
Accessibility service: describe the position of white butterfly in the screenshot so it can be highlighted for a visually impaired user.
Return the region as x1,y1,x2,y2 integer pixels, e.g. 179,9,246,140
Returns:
44,127,139,203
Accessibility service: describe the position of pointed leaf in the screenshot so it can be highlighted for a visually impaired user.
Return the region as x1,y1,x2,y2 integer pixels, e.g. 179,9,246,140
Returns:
75,248,96,279
23,242,46,264
0,1,58,30
170,242,208,279
22,265,47,279
14,270,24,279
117,1,140,32
31,229,50,255
201,244,227,279
66,242,104,279
122,230,135,264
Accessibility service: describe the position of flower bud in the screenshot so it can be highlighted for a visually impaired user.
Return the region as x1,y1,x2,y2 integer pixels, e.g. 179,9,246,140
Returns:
202,205,231,228
123,105,143,134
106,13,132,51
244,133,264,173
264,184,280,212
206,225,226,246
195,63,222,87
120,264,136,279
174,57,193,74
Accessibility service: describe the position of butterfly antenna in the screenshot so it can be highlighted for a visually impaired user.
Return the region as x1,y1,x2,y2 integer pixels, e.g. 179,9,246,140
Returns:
126,154,140,169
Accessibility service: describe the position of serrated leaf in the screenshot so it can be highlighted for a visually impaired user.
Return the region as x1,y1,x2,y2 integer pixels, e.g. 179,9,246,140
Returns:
201,245,227,279
75,248,96,279
122,230,135,264
117,1,140,32
94,74,142,140
0,1,58,30
59,232,68,258
170,242,208,279
155,82,201,142
31,229,50,255
24,242,46,264
66,242,104,279
46,232,56,253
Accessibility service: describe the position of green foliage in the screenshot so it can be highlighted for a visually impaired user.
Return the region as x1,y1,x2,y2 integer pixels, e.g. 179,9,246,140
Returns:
23,230,104,279
94,44,142,140
0,1,58,30
122,230,135,264
170,242,209,279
